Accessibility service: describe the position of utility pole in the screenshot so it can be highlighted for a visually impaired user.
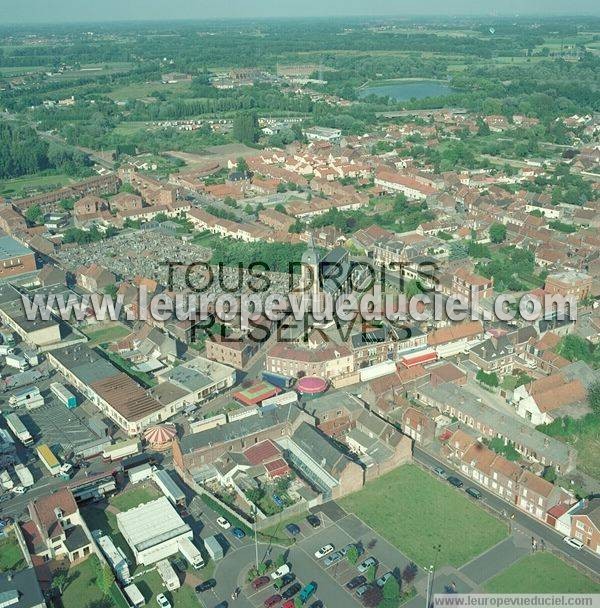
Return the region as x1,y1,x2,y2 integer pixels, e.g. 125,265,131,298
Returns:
425,565,433,608
253,507,259,570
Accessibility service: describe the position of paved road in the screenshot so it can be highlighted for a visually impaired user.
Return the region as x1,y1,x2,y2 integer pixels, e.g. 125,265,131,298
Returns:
413,447,600,576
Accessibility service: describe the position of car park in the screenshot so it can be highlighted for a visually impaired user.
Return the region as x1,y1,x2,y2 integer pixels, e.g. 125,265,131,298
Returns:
323,551,343,567
231,527,246,539
355,584,372,598
315,544,334,559
156,594,172,608
216,517,231,529
252,576,271,590
433,467,446,477
376,572,394,588
447,476,463,488
285,523,301,536
466,487,482,500
306,514,321,528
346,575,367,590
282,582,301,599
263,594,282,608
195,579,217,592
357,557,378,573
563,537,584,550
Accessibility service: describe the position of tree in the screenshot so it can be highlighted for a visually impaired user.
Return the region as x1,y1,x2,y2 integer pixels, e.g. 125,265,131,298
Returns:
588,380,600,415
274,203,287,214
25,204,43,225
557,334,593,364
97,563,115,594
366,563,378,583
476,369,499,388
402,562,418,585
104,284,118,298
346,545,360,565
404,279,423,300
383,576,401,601
237,157,249,175
233,111,259,145
244,203,254,215
274,553,286,569
362,585,383,608
51,569,69,594
542,466,557,483
489,222,507,243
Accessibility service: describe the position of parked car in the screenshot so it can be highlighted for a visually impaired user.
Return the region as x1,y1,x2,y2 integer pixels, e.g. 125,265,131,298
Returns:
285,523,301,536
355,584,372,598
282,582,301,600
214,603,228,608
314,544,334,559
466,487,482,500
376,572,394,588
309,602,323,608
12,486,25,495
156,594,172,608
274,573,295,590
282,601,295,608
563,537,584,550
216,517,231,529
263,594,282,608
231,527,246,539
323,551,342,567
195,580,217,593
433,467,446,477
299,582,317,603
447,476,464,488
346,575,367,590
252,576,270,590
306,514,321,528
271,564,291,580
357,557,378,573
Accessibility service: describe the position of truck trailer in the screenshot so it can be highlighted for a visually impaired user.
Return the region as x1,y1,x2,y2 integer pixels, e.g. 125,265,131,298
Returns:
177,537,205,569
50,382,77,409
36,444,61,476
5,413,33,446
262,371,295,390
14,463,34,488
102,439,141,462
203,534,224,561
4,354,29,372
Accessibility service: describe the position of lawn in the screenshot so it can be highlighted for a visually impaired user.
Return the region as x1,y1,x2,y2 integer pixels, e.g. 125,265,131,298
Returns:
485,552,600,593
110,485,162,512
0,172,73,196
339,464,508,568
134,569,200,608
82,322,131,345
61,555,110,608
0,532,26,572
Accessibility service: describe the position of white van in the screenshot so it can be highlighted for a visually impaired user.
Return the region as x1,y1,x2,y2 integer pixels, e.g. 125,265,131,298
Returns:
123,583,145,607
271,564,291,580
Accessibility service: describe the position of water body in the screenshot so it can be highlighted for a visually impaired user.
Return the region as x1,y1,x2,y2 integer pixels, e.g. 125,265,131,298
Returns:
358,79,454,101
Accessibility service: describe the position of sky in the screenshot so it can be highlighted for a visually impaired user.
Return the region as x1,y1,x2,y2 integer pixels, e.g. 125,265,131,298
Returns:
0,0,598,25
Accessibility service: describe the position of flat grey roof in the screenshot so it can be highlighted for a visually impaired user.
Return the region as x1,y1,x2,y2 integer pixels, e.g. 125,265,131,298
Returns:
0,235,33,260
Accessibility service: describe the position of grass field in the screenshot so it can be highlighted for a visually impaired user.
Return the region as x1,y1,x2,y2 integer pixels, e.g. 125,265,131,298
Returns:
110,485,162,512
0,531,26,572
108,80,190,101
0,172,73,196
485,552,600,593
81,322,131,345
339,464,508,568
61,556,110,608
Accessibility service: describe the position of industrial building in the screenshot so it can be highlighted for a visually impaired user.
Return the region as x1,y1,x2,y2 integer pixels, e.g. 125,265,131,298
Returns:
116,497,192,566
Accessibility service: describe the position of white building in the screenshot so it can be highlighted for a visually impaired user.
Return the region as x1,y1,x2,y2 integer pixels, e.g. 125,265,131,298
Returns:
303,126,342,144
116,497,192,566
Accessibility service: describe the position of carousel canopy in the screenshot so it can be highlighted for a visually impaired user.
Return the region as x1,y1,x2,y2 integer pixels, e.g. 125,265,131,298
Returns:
296,376,328,395
144,424,177,444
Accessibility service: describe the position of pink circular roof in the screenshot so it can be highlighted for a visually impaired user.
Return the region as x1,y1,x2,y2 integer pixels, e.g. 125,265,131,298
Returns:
144,424,177,444
296,376,328,394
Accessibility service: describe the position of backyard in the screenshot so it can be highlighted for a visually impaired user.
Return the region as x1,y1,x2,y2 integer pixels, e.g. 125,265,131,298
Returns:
81,322,131,346
109,484,162,512
339,464,508,567
0,530,26,572
485,552,600,593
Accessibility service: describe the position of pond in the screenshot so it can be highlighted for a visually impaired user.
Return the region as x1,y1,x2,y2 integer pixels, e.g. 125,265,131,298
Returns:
358,79,454,101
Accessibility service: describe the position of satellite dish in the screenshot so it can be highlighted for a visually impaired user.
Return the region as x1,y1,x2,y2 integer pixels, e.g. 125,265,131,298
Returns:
489,27,496,34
